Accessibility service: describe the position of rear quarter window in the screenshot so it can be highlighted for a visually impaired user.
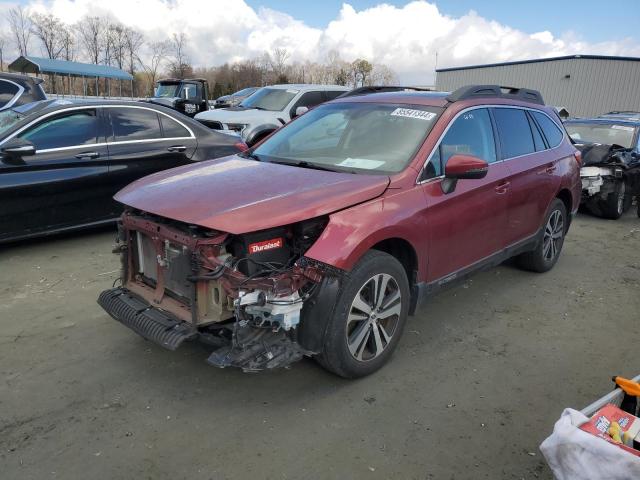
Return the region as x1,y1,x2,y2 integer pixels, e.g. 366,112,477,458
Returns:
0,80,20,108
532,111,564,148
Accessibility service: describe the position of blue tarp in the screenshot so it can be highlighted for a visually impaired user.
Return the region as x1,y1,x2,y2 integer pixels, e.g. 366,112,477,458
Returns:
8,56,133,81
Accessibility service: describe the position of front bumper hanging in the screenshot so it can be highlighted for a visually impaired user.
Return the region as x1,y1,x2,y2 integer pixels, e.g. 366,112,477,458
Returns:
98,288,197,351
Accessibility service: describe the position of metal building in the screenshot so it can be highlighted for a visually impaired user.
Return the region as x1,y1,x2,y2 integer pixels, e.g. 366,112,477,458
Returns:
435,55,640,117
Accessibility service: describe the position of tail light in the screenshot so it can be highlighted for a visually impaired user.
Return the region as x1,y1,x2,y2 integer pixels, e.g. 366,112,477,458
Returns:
573,150,582,165
234,141,249,152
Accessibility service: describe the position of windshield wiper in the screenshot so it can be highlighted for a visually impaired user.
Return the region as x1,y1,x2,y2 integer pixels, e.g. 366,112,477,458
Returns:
239,150,261,161
270,160,348,173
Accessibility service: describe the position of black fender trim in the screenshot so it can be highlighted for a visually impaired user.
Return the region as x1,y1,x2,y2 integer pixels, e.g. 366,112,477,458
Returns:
297,276,341,353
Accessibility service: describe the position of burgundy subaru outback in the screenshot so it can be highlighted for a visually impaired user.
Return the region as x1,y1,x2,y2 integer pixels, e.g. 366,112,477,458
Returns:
98,85,581,378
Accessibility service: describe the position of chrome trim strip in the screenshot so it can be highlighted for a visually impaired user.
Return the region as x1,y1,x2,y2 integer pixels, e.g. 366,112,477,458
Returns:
416,104,567,185
0,79,26,111
0,104,196,150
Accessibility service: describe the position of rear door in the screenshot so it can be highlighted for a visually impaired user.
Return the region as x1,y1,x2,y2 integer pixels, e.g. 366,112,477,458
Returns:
421,107,511,282
0,107,111,240
105,106,197,217
493,107,561,245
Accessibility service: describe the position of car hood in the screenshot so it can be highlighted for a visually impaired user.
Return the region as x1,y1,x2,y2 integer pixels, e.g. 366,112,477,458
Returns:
195,107,278,124
114,156,390,234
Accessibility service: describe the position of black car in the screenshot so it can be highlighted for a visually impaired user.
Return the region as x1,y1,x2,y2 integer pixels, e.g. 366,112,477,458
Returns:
0,72,47,111
213,87,259,109
0,99,246,243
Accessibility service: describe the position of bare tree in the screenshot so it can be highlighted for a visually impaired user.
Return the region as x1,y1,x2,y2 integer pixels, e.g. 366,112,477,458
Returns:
0,35,6,71
269,47,289,76
76,16,104,64
8,6,32,56
124,28,144,75
140,40,170,95
60,27,75,61
30,13,65,59
168,32,191,79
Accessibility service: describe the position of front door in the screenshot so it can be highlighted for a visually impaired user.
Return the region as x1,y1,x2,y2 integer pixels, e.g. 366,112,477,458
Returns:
0,107,110,240
420,107,511,283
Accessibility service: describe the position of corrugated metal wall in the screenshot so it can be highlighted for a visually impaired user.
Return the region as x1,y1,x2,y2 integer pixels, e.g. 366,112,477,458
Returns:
435,58,640,117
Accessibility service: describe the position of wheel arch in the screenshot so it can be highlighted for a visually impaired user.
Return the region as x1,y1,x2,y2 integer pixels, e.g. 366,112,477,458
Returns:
370,237,419,288
555,188,573,232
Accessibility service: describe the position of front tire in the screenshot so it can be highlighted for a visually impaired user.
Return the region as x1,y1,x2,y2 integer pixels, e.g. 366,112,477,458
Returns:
316,250,410,378
516,198,567,273
601,180,626,219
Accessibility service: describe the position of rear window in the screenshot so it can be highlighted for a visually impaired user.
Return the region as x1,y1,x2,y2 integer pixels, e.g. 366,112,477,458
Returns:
532,111,564,148
493,108,535,158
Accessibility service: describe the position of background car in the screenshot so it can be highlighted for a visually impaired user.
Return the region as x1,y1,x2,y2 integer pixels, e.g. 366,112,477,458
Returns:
213,87,259,109
0,72,46,111
0,99,246,243
194,83,349,146
565,113,640,219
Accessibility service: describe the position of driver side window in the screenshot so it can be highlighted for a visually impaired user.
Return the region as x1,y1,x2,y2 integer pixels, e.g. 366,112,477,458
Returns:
425,108,496,179
19,109,99,151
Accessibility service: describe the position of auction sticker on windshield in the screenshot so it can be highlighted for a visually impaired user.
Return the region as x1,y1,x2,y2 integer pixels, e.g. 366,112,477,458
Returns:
612,125,635,131
390,108,437,121
338,158,386,169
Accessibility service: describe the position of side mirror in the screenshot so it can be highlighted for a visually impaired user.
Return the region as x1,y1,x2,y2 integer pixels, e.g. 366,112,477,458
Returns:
441,154,488,194
294,106,309,118
1,138,36,161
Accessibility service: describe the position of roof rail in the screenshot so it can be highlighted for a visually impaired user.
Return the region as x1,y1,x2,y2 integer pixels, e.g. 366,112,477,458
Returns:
338,85,434,98
446,85,545,105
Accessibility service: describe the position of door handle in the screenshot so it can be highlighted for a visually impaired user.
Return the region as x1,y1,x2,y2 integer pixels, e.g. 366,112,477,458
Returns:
545,165,557,174
167,145,187,153
495,181,510,194
75,152,100,159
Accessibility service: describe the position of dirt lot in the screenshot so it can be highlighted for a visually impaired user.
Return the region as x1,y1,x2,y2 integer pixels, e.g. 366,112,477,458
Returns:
1,210,639,480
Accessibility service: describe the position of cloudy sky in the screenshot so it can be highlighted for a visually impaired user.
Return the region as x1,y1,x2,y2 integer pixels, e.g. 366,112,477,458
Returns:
3,0,640,84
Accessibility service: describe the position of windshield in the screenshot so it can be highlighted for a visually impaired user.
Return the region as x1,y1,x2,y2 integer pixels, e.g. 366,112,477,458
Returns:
252,102,442,174
0,109,25,137
234,87,257,97
155,83,180,98
239,88,298,111
565,122,637,149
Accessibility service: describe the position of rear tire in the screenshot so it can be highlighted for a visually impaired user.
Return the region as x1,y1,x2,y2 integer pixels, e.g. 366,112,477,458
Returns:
601,180,626,219
316,250,410,378
516,198,567,273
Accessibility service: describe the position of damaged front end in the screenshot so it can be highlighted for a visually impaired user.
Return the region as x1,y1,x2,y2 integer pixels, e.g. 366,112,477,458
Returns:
98,210,338,372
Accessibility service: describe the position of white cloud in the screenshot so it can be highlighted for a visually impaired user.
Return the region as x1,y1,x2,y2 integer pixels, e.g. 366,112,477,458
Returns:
3,0,640,84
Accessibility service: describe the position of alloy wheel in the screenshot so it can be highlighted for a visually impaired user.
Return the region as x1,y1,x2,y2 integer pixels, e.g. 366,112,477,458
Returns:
346,273,401,362
543,209,564,261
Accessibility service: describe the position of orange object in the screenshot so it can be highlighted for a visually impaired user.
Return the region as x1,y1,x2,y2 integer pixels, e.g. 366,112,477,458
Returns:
614,376,640,396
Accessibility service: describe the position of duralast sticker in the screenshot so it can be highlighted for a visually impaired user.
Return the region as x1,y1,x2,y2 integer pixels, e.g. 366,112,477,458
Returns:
390,108,437,121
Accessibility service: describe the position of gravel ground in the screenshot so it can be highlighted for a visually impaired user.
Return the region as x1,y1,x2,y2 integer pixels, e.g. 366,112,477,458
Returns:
1,210,639,480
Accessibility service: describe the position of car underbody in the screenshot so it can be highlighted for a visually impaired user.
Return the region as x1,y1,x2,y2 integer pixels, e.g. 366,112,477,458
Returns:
98,210,337,372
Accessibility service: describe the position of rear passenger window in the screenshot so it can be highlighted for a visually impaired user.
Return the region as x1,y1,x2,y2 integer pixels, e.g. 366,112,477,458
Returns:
159,114,190,138
532,111,564,148
527,112,547,151
426,108,496,178
109,107,161,141
493,108,535,158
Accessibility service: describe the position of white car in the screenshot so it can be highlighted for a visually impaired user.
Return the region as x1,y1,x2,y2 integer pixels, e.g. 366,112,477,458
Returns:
194,84,349,146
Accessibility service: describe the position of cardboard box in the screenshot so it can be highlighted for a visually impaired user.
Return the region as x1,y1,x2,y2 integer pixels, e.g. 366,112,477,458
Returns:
580,404,640,457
